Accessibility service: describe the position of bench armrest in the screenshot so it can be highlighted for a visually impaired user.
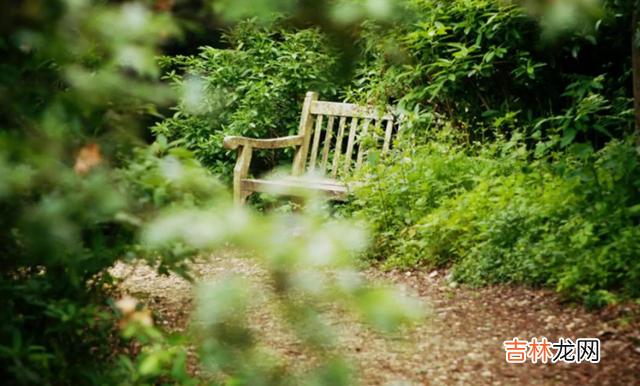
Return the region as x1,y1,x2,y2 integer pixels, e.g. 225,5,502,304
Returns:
223,135,304,150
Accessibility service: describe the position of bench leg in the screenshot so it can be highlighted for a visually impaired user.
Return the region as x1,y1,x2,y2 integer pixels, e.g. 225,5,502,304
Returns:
233,145,253,206
234,189,253,206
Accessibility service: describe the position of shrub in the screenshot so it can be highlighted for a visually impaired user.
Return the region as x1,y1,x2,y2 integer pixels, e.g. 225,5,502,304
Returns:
154,19,342,182
347,128,520,267
429,137,640,307
349,0,633,141
339,0,638,307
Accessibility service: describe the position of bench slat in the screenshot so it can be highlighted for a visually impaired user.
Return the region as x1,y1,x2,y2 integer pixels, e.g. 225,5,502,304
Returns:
242,178,348,201
343,117,359,175
330,116,347,179
292,92,318,176
310,101,393,120
308,114,324,172
319,116,335,174
355,119,371,172
382,118,395,154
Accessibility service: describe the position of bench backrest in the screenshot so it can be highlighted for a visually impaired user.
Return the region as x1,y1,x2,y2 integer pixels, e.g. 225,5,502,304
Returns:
292,92,395,179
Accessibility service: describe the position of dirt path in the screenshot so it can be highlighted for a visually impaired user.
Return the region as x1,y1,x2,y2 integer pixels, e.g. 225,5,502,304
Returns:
112,252,640,386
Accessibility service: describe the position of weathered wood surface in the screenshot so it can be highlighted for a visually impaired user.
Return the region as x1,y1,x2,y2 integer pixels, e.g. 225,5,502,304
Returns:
308,114,324,172
292,91,319,176
343,117,359,175
355,119,371,172
319,115,336,174
241,178,348,201
224,135,303,150
330,116,347,179
382,118,395,154
233,145,253,205
310,101,393,120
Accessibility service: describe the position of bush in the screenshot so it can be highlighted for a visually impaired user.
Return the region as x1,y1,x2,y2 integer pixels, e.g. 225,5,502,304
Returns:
154,19,342,182
347,128,519,267
349,0,633,141
339,0,639,307
430,138,640,307
349,130,640,306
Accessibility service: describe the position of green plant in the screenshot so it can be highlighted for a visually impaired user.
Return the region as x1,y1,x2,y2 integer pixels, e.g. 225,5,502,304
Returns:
348,0,633,143
154,19,341,183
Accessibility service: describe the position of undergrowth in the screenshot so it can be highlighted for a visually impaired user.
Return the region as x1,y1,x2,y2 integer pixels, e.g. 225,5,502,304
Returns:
348,131,640,308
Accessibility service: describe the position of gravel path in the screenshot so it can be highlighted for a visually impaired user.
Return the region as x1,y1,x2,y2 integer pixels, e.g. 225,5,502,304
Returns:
112,252,640,386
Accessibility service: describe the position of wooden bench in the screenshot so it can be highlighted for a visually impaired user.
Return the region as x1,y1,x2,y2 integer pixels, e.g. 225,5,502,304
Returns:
223,92,395,205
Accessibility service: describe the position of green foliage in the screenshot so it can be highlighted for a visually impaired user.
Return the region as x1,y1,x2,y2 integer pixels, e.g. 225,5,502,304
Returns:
339,0,640,308
424,137,640,308
154,19,341,181
349,129,640,306
349,0,633,140
348,129,518,267
0,1,184,383
1,2,420,386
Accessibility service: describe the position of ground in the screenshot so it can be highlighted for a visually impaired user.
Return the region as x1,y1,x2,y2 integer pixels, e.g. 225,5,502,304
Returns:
111,251,640,386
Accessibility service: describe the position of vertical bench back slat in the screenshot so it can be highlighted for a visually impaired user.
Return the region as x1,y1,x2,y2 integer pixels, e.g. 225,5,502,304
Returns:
382,118,395,154
343,117,359,175
308,114,324,173
319,116,335,174
355,119,371,173
292,92,319,176
330,116,347,179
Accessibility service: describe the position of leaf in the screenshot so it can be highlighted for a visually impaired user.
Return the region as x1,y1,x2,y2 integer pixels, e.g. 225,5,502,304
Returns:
168,147,195,159
593,124,613,138
157,134,168,148
368,151,379,167
475,33,483,47
484,51,495,63
534,142,547,157
481,110,499,118
628,205,640,215
153,0,174,12
139,354,161,376
572,143,593,159
560,129,576,147
172,352,188,378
